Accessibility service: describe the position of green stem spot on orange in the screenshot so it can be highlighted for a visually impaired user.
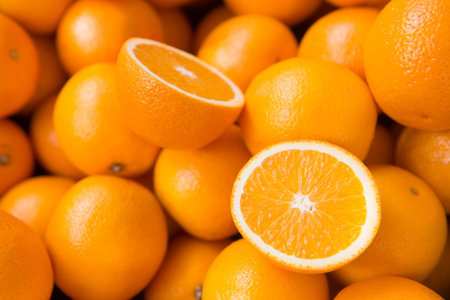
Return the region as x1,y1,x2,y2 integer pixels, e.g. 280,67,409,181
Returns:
0,153,10,166
9,50,18,60
411,187,419,195
194,284,202,300
110,163,125,173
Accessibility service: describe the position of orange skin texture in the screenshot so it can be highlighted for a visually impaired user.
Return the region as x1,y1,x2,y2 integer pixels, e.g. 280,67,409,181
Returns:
364,0,450,130
146,0,196,8
332,165,447,285
0,210,53,300
154,126,251,240
335,276,443,300
31,95,84,179
326,0,389,7
57,0,164,74
54,63,160,177
0,13,38,118
395,128,450,214
240,58,377,160
364,124,394,165
0,0,73,34
0,119,34,196
0,176,75,237
45,175,168,300
158,8,193,52
299,7,379,80
203,239,329,300
145,234,230,300
198,15,298,91
224,0,322,25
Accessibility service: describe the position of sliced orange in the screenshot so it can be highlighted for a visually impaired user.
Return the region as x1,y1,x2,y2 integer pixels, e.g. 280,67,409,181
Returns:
116,38,244,149
231,140,381,273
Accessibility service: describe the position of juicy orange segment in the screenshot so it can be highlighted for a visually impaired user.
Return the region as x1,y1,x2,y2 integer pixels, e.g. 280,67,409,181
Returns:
231,140,380,273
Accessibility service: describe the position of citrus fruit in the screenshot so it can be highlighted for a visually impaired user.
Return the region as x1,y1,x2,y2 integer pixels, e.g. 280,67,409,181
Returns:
146,0,196,8
198,15,298,91
0,176,75,237
154,126,251,240
0,12,38,118
0,119,34,195
57,0,164,74
364,0,450,130
157,8,192,51
0,210,53,300
299,7,379,80
144,234,230,300
45,175,168,300
335,276,443,300
231,140,381,273
116,38,244,149
395,128,450,214
364,124,394,165
326,0,389,7
332,165,447,285
224,0,322,25
202,239,329,300
239,57,377,160
54,63,160,177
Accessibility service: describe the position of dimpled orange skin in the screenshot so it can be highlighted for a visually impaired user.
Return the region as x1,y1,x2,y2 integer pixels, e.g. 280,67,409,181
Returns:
0,120,34,196
31,95,84,179
299,7,379,80
240,58,377,160
57,0,164,75
326,0,389,7
198,15,298,91
154,126,251,240
157,8,192,52
0,210,53,300
364,0,450,130
0,176,75,237
0,13,38,118
332,165,447,285
54,63,160,177
202,239,329,300
224,0,322,25
0,0,73,34
45,176,168,300
364,124,394,165
144,234,231,300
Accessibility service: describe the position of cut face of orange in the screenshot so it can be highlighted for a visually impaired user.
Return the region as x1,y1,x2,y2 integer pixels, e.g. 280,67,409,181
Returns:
116,38,244,149
231,140,381,273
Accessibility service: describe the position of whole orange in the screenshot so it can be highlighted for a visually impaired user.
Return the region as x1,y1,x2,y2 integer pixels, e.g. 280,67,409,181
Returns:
364,124,394,165
45,175,168,300
157,8,192,51
364,0,450,130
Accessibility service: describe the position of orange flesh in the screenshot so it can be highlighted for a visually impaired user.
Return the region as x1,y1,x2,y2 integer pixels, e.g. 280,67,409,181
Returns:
134,44,235,101
241,150,367,259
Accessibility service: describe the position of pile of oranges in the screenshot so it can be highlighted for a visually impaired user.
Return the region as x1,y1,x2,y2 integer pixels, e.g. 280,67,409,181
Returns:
0,0,449,299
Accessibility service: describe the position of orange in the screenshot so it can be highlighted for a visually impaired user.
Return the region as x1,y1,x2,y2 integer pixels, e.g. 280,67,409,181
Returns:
154,126,251,240
57,0,164,75
146,0,196,8
0,0,73,35
395,128,450,214
335,276,443,300
144,234,230,300
240,58,377,160
202,239,329,300
198,15,298,91
45,175,168,300
224,0,322,25
54,63,159,177
231,140,381,273
0,13,38,118
332,165,447,285
0,210,53,300
299,7,379,80
364,0,450,130
364,124,394,165
326,0,389,7
157,8,192,52
116,38,244,149
0,176,75,237
0,119,34,195
30,95,84,179
193,5,234,52
20,36,68,115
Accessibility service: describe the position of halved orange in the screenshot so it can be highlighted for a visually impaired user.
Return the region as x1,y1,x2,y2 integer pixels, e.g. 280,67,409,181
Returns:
116,38,244,149
231,140,381,273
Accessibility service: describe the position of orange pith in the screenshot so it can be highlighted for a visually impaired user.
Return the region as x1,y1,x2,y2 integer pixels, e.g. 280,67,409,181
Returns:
133,43,234,101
